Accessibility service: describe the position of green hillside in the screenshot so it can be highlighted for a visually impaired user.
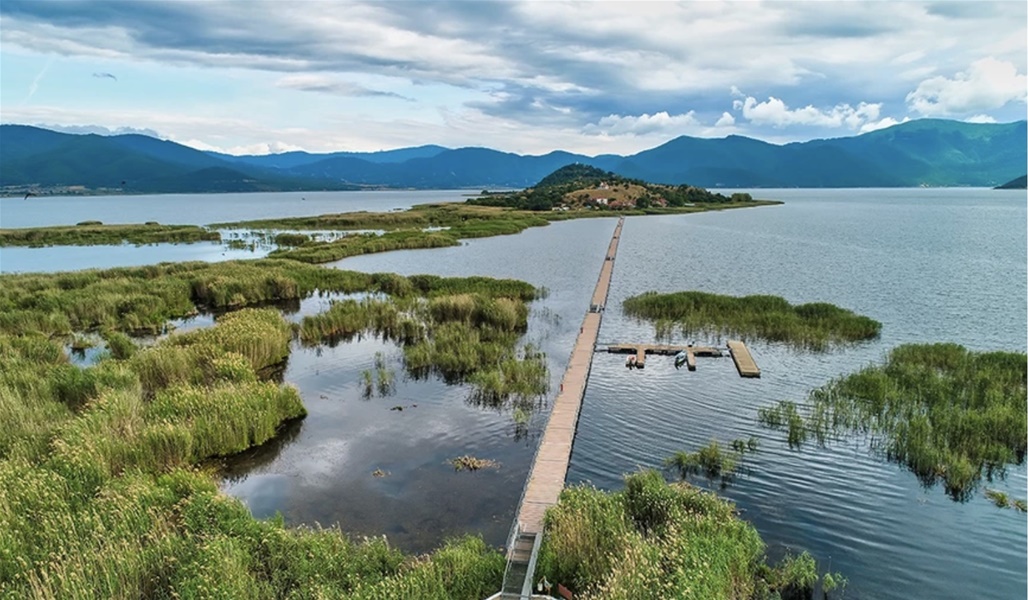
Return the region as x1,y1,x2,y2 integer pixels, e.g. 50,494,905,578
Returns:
469,164,748,211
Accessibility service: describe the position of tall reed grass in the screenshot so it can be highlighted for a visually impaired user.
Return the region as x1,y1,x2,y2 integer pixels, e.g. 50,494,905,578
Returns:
537,469,844,599
623,291,881,349
0,223,219,247
759,343,1027,501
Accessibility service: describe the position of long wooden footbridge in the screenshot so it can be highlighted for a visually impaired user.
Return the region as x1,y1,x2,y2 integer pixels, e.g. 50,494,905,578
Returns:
491,216,760,599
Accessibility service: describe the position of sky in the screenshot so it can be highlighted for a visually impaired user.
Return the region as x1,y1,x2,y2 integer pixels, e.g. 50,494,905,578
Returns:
1,1,1026,156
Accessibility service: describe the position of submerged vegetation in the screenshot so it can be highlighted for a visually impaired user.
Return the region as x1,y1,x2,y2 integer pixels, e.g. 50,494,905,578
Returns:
0,222,220,247
759,343,1027,501
537,470,846,599
665,438,759,487
450,455,500,471
623,290,881,349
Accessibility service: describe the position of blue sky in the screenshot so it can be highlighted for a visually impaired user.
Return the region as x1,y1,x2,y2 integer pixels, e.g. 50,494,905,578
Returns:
1,1,1025,156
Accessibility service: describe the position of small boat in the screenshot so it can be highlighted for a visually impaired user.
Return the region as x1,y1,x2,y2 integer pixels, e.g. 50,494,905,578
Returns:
674,350,688,369
626,355,637,369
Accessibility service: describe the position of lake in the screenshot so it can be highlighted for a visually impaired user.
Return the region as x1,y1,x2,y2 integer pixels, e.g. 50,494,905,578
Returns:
2,187,1025,598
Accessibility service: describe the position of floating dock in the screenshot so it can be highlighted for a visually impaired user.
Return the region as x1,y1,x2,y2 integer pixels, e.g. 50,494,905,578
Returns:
604,343,721,370
727,340,761,378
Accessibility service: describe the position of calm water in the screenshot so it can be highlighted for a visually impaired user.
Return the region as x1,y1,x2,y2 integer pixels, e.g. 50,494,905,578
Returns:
0,189,471,228
4,188,1026,598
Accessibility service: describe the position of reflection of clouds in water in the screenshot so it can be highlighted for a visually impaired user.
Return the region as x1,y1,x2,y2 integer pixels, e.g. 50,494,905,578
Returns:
223,473,292,519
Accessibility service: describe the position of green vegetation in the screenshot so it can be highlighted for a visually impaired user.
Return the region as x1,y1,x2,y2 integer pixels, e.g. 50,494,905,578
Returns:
623,291,881,350
272,232,311,247
0,223,220,247
450,455,500,471
298,293,548,405
468,163,753,211
665,438,759,487
0,266,534,597
537,470,846,599
0,259,537,337
759,343,1027,501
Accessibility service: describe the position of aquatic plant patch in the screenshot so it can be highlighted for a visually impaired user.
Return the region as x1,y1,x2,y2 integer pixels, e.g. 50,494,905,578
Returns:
536,469,846,599
623,290,881,350
759,343,1027,501
0,223,220,247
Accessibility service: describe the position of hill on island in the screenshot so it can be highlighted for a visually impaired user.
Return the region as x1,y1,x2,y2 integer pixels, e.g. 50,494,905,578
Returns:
467,164,750,211
1,119,1025,194
995,175,1027,189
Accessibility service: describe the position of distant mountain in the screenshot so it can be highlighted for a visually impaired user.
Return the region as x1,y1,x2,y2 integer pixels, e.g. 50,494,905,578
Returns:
2,119,1025,194
0,125,357,193
995,175,1027,189
210,144,449,169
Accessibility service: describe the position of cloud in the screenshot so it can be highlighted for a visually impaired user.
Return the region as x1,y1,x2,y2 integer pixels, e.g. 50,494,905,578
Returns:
906,58,1027,116
965,114,997,124
583,111,699,136
0,1,1024,152
39,124,160,137
275,74,411,100
736,95,886,130
859,116,910,133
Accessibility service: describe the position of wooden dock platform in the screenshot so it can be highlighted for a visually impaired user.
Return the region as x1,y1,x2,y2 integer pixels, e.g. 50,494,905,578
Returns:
727,340,760,378
604,343,721,370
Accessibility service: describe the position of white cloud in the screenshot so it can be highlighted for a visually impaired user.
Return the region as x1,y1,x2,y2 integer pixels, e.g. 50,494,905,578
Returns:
859,116,910,133
583,111,699,136
715,112,735,127
906,57,1027,116
737,96,886,130
965,114,997,124
177,138,306,156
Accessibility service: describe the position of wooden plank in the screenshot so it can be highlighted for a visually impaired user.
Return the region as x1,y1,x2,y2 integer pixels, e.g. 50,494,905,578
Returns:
727,340,760,378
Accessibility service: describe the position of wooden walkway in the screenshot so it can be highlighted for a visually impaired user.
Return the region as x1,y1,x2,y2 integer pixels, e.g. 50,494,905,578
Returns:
515,217,623,537
727,340,761,378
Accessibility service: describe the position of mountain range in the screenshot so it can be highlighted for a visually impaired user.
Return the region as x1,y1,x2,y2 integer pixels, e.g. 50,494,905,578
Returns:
1,119,1025,194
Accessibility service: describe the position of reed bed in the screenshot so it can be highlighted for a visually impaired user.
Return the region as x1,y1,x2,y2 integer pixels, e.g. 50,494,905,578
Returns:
623,291,881,349
269,230,461,264
759,343,1027,501
536,469,845,599
0,259,539,337
0,223,220,247
298,291,548,405
0,310,503,599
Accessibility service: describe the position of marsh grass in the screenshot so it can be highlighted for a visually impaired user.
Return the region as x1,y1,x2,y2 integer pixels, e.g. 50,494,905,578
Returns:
0,312,503,599
623,291,881,350
0,259,538,337
537,470,842,599
0,223,220,247
759,343,1027,501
